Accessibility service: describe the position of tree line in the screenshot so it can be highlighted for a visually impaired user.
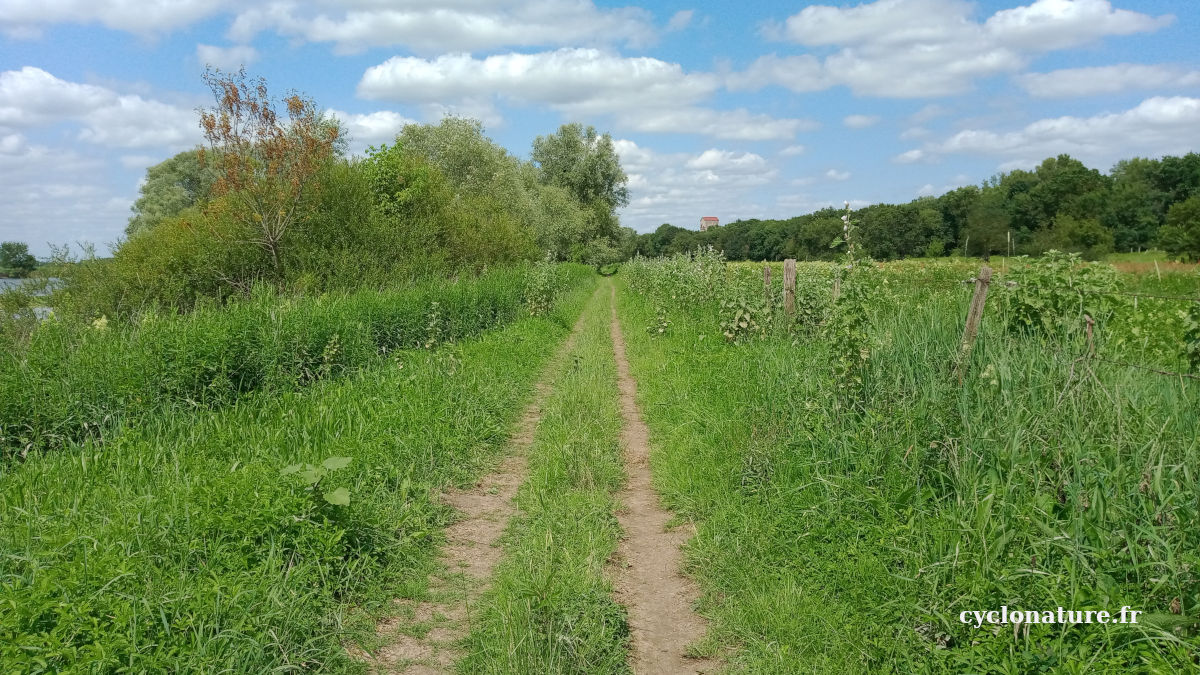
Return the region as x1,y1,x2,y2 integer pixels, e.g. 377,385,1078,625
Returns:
45,69,631,318
633,153,1200,262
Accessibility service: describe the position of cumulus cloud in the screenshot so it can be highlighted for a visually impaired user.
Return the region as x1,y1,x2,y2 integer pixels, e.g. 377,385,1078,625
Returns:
779,144,806,156
742,0,1172,97
196,43,259,69
359,49,717,112
2,0,657,53
843,114,881,128
229,0,656,54
614,139,776,230
1017,63,1200,98
825,169,851,181
359,49,813,140
906,96,1200,169
893,149,928,163
327,109,419,153
0,67,200,149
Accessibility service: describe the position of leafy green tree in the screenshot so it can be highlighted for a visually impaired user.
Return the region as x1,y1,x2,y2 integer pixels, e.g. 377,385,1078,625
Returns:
964,188,1010,258
1159,195,1200,262
0,241,37,277
531,123,629,254
1104,159,1170,252
126,150,218,237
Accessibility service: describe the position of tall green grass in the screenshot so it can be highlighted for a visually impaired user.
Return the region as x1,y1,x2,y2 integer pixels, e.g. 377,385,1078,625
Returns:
460,283,630,673
617,265,1199,672
1,264,592,458
0,276,597,672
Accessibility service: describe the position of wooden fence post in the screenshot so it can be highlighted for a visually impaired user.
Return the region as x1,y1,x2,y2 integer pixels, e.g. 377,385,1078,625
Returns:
783,259,796,315
764,264,772,305
955,265,992,382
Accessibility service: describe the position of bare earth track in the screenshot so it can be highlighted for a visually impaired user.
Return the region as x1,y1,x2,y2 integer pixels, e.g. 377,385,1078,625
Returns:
609,284,717,675
358,291,595,674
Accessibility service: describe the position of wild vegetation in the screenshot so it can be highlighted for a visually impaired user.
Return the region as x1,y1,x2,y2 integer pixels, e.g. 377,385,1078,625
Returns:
5,64,1200,674
634,153,1200,262
620,246,1200,671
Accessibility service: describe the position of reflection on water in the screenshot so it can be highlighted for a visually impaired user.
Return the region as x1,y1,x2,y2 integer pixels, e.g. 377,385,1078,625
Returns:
1,277,58,319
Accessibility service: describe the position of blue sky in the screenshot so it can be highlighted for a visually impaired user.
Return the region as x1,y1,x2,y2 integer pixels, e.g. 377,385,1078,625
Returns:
2,0,1199,256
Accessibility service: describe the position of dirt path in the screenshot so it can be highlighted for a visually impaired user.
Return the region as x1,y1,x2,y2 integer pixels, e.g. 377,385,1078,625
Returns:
359,290,596,674
608,284,717,674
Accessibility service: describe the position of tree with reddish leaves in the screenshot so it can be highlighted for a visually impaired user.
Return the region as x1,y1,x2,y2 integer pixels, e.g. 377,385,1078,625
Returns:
198,68,342,279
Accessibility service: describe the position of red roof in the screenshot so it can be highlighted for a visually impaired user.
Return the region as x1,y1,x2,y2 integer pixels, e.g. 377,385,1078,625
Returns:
701,216,718,221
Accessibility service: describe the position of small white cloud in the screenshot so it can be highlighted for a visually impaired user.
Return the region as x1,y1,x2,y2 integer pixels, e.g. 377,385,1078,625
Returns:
779,144,806,157
196,44,259,69
825,168,851,181
893,149,927,163
900,126,931,140
667,9,694,31
843,114,881,129
917,183,937,197
1017,63,1200,98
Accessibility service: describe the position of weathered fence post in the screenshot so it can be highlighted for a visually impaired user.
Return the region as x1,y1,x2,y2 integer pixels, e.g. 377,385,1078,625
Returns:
955,265,992,382
783,259,796,315
764,264,772,305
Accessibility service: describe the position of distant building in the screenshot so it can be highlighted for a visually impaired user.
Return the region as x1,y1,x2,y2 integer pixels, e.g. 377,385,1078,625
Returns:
700,216,719,232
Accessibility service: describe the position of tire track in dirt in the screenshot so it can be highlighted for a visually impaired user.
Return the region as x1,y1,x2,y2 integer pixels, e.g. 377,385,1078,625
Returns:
357,288,599,674
608,283,717,675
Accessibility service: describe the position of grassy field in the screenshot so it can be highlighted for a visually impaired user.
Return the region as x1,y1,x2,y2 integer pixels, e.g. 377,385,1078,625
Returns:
619,253,1200,672
0,268,595,671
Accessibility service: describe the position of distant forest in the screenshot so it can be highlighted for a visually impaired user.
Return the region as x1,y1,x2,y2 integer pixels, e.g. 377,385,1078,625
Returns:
632,153,1200,262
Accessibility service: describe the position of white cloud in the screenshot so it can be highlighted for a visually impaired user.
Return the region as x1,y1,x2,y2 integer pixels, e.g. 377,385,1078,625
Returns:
196,43,259,69
825,169,851,181
743,0,1172,98
227,0,656,54
327,109,419,153
685,149,769,173
917,183,937,197
1017,63,1200,98
0,67,200,149
359,49,813,140
893,149,928,163
359,49,718,113
614,139,776,230
779,144,806,157
843,114,881,128
900,126,931,140
0,0,222,35
914,96,1200,169
1,0,657,53
667,9,694,31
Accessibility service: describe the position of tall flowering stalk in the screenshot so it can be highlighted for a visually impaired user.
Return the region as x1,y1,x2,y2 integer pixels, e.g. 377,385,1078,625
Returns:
827,200,874,406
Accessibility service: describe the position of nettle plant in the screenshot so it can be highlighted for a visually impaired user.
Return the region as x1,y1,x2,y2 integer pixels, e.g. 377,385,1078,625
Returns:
720,297,768,343
997,251,1122,339
826,201,875,402
525,256,558,317
280,455,353,509
1184,302,1200,372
